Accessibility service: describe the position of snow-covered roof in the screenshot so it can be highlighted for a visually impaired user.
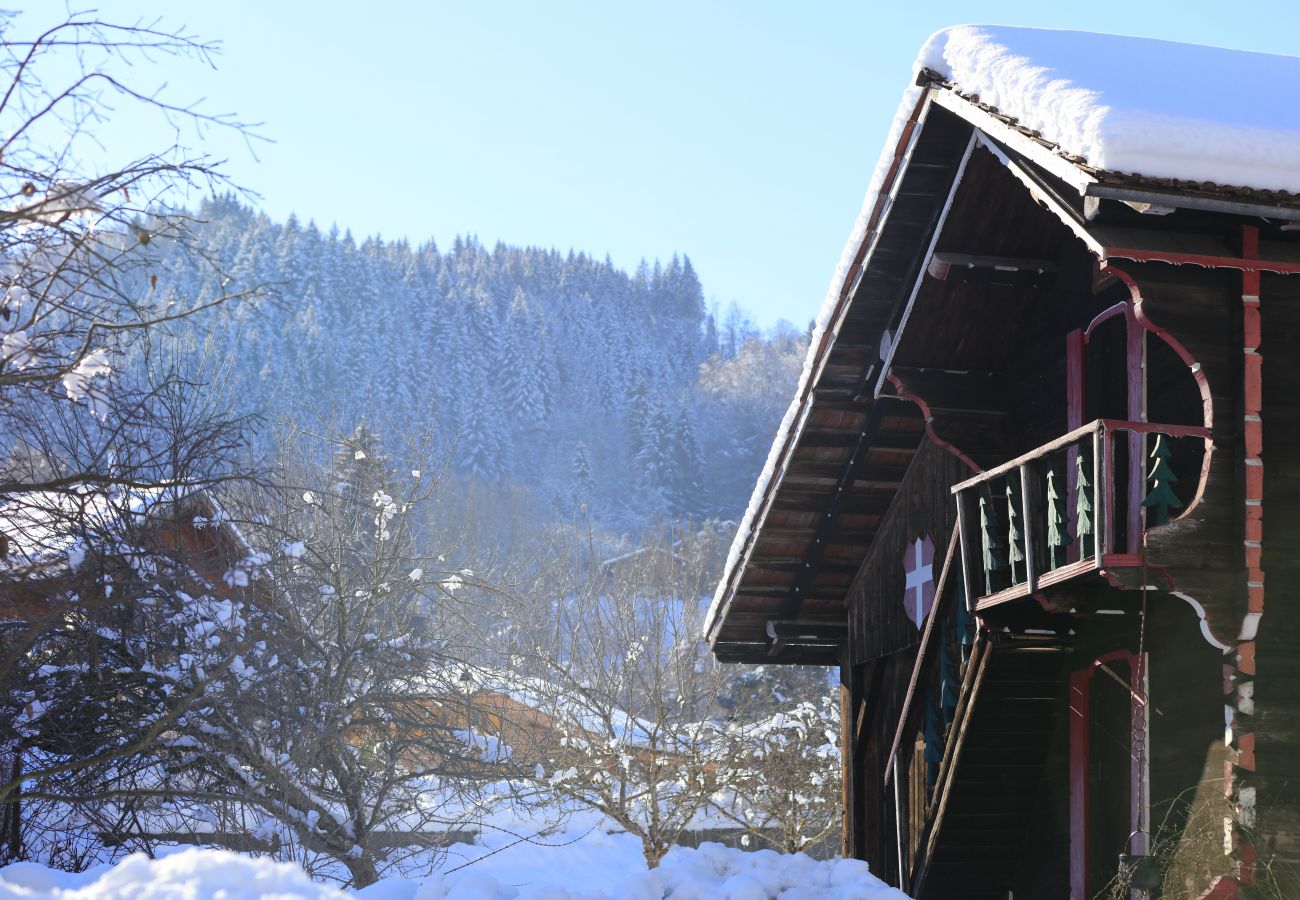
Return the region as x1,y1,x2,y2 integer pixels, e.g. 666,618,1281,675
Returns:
920,26,1300,195
0,485,241,577
706,25,1300,644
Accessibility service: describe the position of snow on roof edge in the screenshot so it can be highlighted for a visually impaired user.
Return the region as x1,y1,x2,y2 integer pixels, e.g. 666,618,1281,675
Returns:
704,68,932,643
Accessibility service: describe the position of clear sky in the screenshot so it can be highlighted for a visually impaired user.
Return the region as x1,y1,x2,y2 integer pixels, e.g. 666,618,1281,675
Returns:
48,1,1300,328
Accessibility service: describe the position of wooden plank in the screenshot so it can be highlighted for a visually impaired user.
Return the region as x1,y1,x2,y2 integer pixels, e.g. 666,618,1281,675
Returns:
874,131,979,399
956,492,975,614
910,634,992,895
1020,462,1038,595
883,525,962,784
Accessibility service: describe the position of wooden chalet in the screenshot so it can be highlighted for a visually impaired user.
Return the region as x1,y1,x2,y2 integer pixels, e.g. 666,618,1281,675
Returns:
0,487,257,618
706,30,1300,899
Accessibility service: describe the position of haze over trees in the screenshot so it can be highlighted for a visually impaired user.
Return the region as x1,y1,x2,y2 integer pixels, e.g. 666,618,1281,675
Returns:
150,200,807,533
0,8,841,889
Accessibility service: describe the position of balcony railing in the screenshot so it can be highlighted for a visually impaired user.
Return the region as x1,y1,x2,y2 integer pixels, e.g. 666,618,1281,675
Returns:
951,419,1210,610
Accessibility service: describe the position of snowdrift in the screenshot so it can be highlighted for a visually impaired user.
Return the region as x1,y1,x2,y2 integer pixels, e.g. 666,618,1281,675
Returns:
0,844,908,900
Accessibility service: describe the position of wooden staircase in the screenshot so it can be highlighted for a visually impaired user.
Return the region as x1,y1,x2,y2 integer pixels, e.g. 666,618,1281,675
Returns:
912,638,1069,899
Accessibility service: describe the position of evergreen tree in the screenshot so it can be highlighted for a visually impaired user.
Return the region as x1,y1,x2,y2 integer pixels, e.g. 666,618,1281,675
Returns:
979,494,1006,595
1006,479,1026,584
1142,434,1183,526
670,410,704,519
1046,466,1070,568
570,440,595,513
1075,451,1094,557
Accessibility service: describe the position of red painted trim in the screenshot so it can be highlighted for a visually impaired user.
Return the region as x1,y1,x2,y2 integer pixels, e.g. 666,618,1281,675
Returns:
1104,247,1300,275
1104,429,1117,556
1103,265,1217,531
1126,304,1147,555
886,373,981,473
1235,225,1263,887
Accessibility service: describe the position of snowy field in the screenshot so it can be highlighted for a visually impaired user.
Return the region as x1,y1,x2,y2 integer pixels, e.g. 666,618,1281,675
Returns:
0,822,908,900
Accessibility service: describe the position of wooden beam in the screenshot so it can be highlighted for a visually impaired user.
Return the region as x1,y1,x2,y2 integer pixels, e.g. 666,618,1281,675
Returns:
927,251,1058,281
732,585,845,602
770,491,892,515
910,634,992,895
882,526,961,785
890,367,1012,418
766,618,848,657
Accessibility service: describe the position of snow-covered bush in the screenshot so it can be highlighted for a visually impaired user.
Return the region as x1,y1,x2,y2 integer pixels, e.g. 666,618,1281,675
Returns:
490,526,740,868
713,695,842,855
159,426,506,888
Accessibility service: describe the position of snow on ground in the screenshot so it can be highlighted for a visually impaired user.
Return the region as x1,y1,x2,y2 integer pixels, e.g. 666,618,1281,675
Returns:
0,850,345,899
0,822,908,900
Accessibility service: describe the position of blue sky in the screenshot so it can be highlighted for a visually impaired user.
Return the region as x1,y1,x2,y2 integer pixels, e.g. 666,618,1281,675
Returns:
54,1,1300,328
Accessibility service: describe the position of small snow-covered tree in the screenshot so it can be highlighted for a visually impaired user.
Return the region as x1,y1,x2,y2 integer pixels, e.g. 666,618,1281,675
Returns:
0,489,262,868
164,427,501,888
502,525,734,868
712,694,841,855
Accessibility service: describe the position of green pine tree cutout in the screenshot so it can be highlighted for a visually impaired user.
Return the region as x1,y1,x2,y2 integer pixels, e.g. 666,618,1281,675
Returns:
979,493,1006,595
1046,467,1071,569
1142,434,1183,526
1006,479,1026,584
1075,451,1094,558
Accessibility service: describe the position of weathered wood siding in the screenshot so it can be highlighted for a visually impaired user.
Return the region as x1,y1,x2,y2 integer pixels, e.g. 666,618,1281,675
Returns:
847,440,969,666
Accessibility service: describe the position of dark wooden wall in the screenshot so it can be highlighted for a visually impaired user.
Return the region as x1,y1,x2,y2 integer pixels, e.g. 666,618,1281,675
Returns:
1257,270,1300,877
846,440,968,666
1125,262,1242,632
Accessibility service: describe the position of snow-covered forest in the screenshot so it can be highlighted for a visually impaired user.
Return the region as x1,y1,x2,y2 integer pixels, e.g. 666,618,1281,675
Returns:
156,198,807,532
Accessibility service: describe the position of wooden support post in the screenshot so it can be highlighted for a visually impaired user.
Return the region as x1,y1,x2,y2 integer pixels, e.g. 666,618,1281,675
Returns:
892,752,906,888
1020,461,1038,594
1069,666,1092,900
1126,305,1147,554
1093,425,1108,564
840,657,854,859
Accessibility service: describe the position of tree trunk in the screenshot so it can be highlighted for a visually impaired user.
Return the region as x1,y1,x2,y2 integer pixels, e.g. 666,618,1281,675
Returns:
0,749,21,862
344,853,378,889
642,836,669,869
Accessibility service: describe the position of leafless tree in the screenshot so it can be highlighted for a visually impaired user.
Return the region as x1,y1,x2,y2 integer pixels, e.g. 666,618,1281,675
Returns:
495,524,736,868
0,9,264,864
710,695,841,856
158,425,506,888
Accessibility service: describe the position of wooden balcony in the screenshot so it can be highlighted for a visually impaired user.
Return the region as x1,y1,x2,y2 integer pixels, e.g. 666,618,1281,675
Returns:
951,419,1211,611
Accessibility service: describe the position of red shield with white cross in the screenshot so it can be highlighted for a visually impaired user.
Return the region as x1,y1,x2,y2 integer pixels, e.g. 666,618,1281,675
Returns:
903,535,936,629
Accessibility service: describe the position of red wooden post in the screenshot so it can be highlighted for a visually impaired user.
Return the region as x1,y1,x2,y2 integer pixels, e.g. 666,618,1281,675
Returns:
1102,427,1115,559
1126,305,1147,553
1071,650,1143,899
